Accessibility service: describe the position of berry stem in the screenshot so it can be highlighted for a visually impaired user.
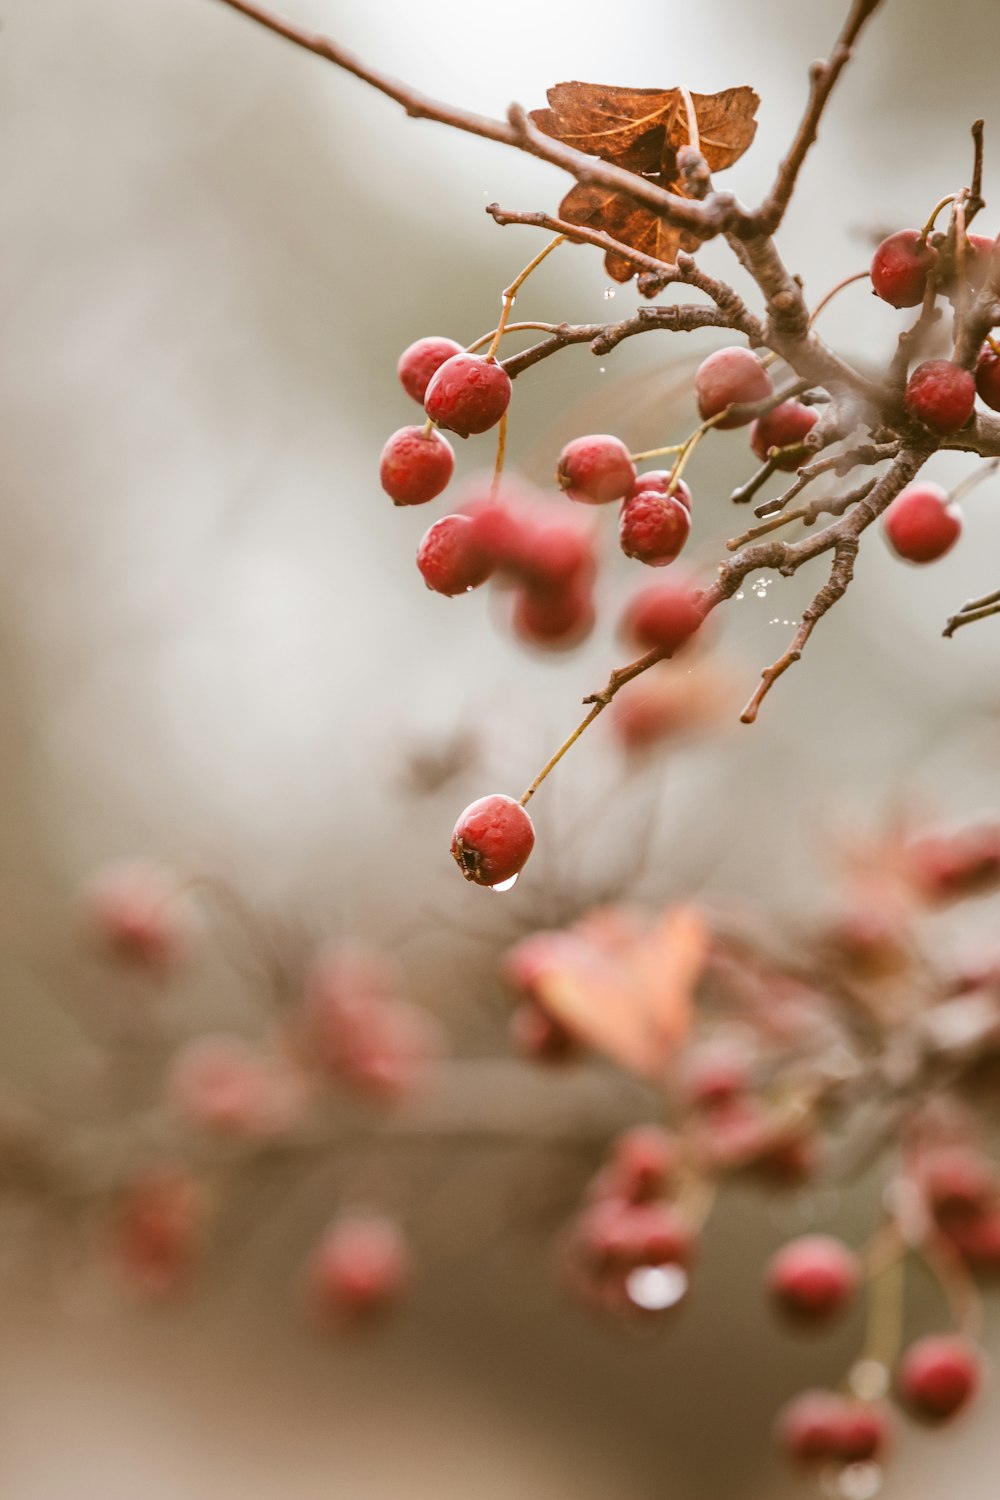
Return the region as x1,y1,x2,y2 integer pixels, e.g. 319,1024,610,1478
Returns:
485,235,565,361
807,268,871,326
466,320,566,354
490,410,509,497
919,1226,984,1342
667,410,730,496
858,1217,906,1374
948,455,1000,505
919,193,957,243
679,86,700,156
629,443,687,462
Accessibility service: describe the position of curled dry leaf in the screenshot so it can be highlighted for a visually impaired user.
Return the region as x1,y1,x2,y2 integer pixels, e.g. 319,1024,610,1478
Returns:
534,904,708,1077
530,82,759,283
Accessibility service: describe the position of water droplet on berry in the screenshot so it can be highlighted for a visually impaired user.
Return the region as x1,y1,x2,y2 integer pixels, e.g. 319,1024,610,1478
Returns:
848,1358,890,1401
490,873,520,893
603,286,616,300
829,1462,883,1500
735,591,745,600
624,1263,688,1310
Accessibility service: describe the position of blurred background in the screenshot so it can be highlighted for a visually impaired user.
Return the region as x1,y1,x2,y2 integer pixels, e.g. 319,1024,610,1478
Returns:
2,0,1000,1495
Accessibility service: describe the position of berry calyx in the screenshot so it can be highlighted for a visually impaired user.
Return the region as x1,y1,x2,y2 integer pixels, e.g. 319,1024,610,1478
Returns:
627,470,693,512
380,425,455,505
871,229,938,308
882,482,962,564
896,1335,981,1423
416,514,494,595
749,400,819,468
619,487,692,566
423,353,512,437
451,794,535,887
396,336,464,404
766,1234,860,1324
556,434,637,504
975,342,1000,411
621,576,705,654
903,359,976,435
694,347,773,429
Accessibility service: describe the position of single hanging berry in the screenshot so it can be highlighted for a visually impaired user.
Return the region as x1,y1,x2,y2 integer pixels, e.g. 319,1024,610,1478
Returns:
397,336,464,403
556,434,636,504
619,487,691,566
380,426,455,505
694,347,773,428
882,482,962,563
870,228,938,308
749,400,819,468
416,514,494,595
451,794,535,887
896,1335,982,1423
904,359,976,435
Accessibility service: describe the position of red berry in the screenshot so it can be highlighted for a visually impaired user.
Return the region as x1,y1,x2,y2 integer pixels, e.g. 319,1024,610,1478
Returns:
694,347,773,428
396,336,464,404
776,1392,889,1467
904,359,976,434
82,859,193,972
307,1214,409,1325
680,1041,752,1111
168,1035,303,1138
619,489,691,566
962,233,999,293
883,482,962,563
577,1198,695,1270
871,229,938,308
512,580,595,651
975,343,1000,411
416,514,494,595
749,401,819,468
834,1402,890,1463
519,519,596,591
509,1001,578,1064
380,425,455,505
451,794,535,887
919,1145,999,1223
423,353,512,437
114,1166,204,1298
766,1234,860,1324
608,1126,679,1203
943,1208,1000,1272
627,470,692,512
896,1335,981,1422
621,576,704,653
556,434,636,504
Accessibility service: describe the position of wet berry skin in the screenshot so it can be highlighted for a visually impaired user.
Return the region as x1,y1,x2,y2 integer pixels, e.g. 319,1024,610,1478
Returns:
619,489,691,566
882,482,962,564
557,434,636,504
416,514,494,595
380,426,455,505
451,794,535,886
750,401,819,468
423,353,512,437
896,1335,981,1422
871,229,938,308
903,359,976,435
975,342,1000,411
627,470,693,512
694,347,773,429
397,336,464,404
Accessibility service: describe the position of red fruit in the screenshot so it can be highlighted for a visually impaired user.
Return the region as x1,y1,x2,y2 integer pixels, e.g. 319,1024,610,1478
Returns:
944,1209,1000,1272
397,336,464,404
307,1214,409,1325
416,514,494,596
749,401,819,468
451,794,535,887
512,580,595,650
905,824,1000,903
883,482,962,563
577,1198,695,1270
423,353,512,437
871,229,938,308
114,1166,204,1298
168,1035,304,1138
557,434,636,504
82,859,192,972
776,1392,889,1467
380,425,455,505
619,489,691,566
520,519,595,591
904,359,976,434
621,576,704,653
608,1126,679,1203
975,343,1000,411
627,470,692,512
680,1042,752,1111
766,1234,860,1324
897,1335,981,1422
962,233,999,293
694,347,773,428
919,1145,999,1223
509,1001,578,1064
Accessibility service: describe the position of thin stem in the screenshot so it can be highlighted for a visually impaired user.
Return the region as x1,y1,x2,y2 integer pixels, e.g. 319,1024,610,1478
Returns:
467,320,563,354
679,87,700,156
807,269,870,326
486,235,565,361
858,1219,907,1373
967,119,986,226
490,410,508,497
949,455,1000,505
668,410,730,496
630,443,687,462
920,193,957,242
519,703,605,807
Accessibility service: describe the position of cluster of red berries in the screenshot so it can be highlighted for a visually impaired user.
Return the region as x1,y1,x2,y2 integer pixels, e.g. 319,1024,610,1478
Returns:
869,223,1000,563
